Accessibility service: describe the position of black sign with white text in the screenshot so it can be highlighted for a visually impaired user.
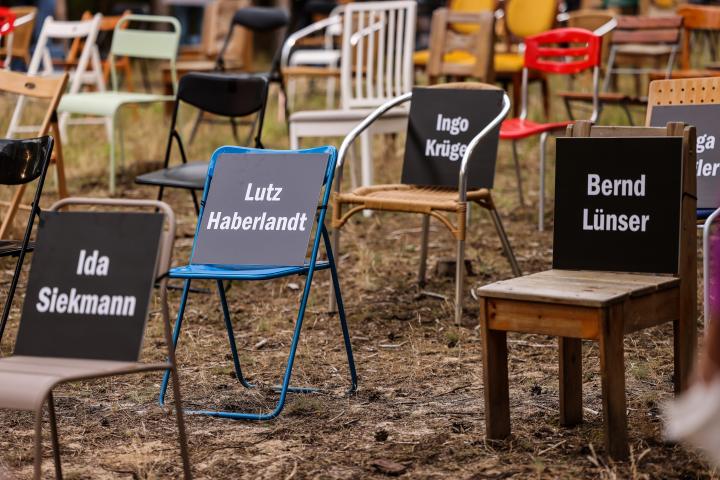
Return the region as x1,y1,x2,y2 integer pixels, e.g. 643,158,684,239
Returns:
401,87,503,189
553,137,682,274
191,152,329,266
14,212,163,361
650,104,720,209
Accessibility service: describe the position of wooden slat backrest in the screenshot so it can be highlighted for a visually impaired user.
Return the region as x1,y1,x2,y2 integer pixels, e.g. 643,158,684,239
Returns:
565,120,696,287
645,77,720,125
427,9,494,82
612,15,682,45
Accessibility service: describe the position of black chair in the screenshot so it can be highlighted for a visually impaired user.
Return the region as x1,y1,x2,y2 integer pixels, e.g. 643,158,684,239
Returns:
0,136,54,343
135,73,269,213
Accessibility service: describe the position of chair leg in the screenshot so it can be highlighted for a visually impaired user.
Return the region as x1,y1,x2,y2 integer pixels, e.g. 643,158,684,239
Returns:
454,239,465,325
538,132,549,232
360,131,373,218
108,115,116,195
329,227,340,312
322,226,357,393
559,337,583,427
159,279,192,406
33,403,43,480
117,113,126,172
167,365,192,479
481,298,511,439
216,279,253,388
488,206,521,277
511,141,525,207
47,392,63,480
600,303,629,460
418,215,430,288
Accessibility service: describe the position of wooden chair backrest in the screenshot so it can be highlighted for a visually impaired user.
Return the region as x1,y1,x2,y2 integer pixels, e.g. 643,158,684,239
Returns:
427,9,495,82
5,6,36,63
565,120,695,284
611,15,683,46
67,10,131,64
646,76,720,125
0,70,68,137
676,5,720,69
201,0,252,67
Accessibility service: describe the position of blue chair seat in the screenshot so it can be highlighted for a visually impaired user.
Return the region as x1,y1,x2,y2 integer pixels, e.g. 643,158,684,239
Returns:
169,261,331,280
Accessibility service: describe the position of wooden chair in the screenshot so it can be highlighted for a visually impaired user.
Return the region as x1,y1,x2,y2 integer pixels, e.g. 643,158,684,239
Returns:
424,8,495,84
479,120,696,460
0,6,36,67
0,70,69,239
332,83,521,325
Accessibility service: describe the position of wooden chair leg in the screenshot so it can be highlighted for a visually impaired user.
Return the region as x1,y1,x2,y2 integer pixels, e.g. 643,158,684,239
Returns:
559,337,583,427
481,299,511,439
599,303,629,460
51,120,68,199
511,72,521,118
674,311,696,394
47,392,63,479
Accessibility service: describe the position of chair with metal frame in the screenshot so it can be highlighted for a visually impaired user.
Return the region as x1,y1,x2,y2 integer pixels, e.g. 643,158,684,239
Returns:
57,14,181,194
0,197,191,479
499,27,602,231
331,83,521,325
0,70,69,240
157,145,357,421
0,137,54,346
135,72,269,214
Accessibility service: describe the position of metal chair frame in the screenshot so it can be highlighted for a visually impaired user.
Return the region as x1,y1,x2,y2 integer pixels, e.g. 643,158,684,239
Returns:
158,145,357,420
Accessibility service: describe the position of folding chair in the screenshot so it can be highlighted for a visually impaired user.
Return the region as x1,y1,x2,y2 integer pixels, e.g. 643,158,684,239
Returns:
0,8,16,70
0,6,36,68
135,73,269,214
0,70,69,239
331,83,521,325
158,145,357,420
0,197,191,479
57,14,181,194
0,137,54,345
6,14,104,140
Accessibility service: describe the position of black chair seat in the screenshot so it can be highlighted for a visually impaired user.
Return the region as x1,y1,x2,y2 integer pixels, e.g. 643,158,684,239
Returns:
136,161,209,190
0,240,34,257
233,7,289,32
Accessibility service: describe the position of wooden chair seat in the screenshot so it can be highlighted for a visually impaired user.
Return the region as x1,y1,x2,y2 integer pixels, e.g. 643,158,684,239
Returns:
480,269,678,308
333,184,490,239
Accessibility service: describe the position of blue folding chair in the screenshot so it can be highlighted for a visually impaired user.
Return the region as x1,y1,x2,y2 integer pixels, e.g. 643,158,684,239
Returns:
158,145,357,420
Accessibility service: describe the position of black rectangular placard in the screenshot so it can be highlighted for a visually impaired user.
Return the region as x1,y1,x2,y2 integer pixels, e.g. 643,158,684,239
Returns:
14,212,163,362
400,87,503,189
191,152,329,266
552,136,682,274
650,104,720,209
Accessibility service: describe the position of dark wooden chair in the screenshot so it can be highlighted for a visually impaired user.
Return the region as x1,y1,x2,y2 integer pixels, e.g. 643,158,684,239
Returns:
478,120,697,460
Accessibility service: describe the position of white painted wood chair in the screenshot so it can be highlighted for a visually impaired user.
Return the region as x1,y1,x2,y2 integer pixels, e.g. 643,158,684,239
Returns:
289,1,416,190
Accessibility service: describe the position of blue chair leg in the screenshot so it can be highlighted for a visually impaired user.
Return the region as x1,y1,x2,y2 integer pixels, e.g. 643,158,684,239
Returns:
322,226,357,393
159,278,191,406
216,279,253,388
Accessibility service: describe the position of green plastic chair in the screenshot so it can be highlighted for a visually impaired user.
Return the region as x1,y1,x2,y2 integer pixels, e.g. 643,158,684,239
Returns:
58,14,181,194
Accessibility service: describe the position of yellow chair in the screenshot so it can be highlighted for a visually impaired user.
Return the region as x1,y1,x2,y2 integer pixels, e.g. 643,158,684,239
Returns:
413,0,495,68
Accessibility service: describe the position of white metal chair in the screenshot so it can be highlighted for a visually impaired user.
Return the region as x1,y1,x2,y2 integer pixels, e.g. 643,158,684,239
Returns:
6,14,104,140
57,14,181,194
289,1,416,190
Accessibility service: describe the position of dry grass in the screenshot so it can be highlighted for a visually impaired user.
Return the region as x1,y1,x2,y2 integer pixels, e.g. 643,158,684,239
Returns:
0,66,714,479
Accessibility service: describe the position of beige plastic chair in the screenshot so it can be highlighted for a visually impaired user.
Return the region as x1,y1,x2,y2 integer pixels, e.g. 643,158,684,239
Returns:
0,197,191,480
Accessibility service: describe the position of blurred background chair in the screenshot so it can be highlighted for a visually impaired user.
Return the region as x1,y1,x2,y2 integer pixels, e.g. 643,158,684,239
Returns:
0,6,36,69
57,14,181,194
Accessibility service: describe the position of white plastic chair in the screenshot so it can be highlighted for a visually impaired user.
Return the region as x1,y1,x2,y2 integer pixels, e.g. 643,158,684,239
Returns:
289,1,416,190
57,14,181,194
6,14,104,140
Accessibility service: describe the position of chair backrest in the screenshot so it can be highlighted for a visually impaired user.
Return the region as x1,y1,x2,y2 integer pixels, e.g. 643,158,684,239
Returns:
201,0,251,66
0,7,16,37
646,76,720,212
555,120,694,280
448,0,495,34
4,6,36,64
677,5,720,70
188,146,336,267
340,1,416,111
521,28,601,120
427,9,495,83
1,70,69,139
0,136,54,186
13,198,175,362
109,14,181,93
610,15,683,47
505,0,557,39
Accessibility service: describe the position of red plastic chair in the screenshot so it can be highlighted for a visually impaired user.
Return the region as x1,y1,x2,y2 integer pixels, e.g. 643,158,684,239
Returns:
500,27,601,230
0,8,17,69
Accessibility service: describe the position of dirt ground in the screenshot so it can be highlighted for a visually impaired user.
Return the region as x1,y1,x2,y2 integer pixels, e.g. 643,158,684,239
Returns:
0,76,715,479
